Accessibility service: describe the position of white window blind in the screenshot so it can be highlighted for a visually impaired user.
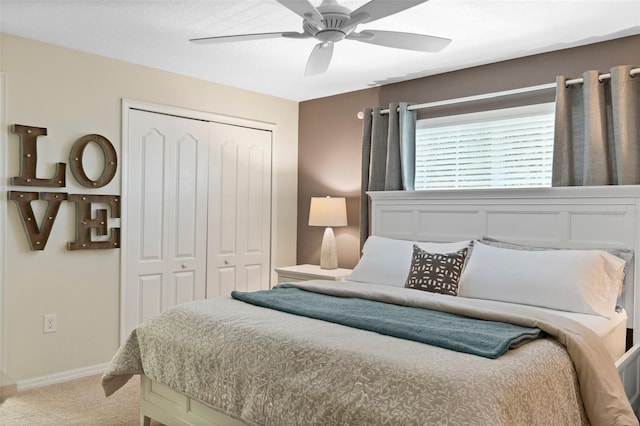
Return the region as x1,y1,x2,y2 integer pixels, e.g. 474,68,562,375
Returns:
415,103,555,190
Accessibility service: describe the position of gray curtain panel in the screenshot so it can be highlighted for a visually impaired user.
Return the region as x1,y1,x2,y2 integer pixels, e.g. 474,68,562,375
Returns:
360,102,416,249
553,65,640,186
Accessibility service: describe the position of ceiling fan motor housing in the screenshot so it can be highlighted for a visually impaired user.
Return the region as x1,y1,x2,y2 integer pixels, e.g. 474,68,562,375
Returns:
304,0,352,43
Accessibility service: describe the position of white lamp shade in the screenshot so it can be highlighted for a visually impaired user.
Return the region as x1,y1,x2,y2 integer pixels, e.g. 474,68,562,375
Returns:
308,196,347,227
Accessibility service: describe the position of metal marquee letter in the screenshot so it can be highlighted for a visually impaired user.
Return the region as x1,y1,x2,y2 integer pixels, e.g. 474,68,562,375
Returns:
67,194,121,250
69,134,117,188
11,125,66,187
8,191,68,250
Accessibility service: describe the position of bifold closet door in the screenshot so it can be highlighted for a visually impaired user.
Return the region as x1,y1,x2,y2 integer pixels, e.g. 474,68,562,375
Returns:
207,122,272,297
124,109,209,336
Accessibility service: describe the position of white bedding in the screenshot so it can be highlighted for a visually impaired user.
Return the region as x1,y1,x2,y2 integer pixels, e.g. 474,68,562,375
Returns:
343,266,627,360
441,289,628,360
529,306,628,360
342,278,629,359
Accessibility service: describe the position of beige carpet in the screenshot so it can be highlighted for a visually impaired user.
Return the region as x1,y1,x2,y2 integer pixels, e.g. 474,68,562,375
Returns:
0,374,162,426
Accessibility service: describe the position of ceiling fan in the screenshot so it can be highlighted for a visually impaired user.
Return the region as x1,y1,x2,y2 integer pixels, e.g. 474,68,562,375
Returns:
190,0,451,76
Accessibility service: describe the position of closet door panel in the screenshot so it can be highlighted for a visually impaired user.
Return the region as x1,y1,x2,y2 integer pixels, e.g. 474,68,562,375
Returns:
167,127,208,305
216,267,237,297
207,123,272,297
174,134,199,257
217,141,239,255
245,264,264,293
246,144,268,253
125,110,208,337
174,271,197,306
139,275,163,324
140,130,165,261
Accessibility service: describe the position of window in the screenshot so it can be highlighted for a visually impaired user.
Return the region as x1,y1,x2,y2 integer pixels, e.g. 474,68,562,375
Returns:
415,103,555,190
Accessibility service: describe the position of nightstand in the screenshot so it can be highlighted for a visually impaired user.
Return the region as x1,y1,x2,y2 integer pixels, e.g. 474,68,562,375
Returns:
275,264,353,283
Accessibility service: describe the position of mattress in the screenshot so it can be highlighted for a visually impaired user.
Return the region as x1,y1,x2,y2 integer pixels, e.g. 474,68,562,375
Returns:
534,307,628,360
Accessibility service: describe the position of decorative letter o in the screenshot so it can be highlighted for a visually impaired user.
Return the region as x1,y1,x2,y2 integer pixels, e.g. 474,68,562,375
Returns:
69,134,117,188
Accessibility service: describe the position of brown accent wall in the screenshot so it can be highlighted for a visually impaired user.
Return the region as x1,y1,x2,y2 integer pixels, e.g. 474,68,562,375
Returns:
298,34,640,269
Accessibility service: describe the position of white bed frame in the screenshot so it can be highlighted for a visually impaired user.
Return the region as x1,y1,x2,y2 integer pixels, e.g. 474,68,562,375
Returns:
139,185,640,424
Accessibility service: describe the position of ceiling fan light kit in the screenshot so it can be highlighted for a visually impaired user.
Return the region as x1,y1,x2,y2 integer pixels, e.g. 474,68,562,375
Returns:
190,0,451,76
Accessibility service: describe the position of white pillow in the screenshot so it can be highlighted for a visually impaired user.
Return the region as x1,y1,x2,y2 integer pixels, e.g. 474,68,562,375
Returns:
458,241,626,318
478,237,633,297
348,236,471,287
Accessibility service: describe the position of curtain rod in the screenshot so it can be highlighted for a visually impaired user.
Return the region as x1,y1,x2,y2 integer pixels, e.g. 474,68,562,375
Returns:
370,82,555,116
365,67,639,118
565,67,639,85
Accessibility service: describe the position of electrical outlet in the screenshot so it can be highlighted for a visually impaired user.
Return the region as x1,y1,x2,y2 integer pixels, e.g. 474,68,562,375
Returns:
43,314,57,333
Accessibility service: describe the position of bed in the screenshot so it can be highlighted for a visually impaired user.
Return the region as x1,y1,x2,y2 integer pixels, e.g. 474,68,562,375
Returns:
103,186,640,426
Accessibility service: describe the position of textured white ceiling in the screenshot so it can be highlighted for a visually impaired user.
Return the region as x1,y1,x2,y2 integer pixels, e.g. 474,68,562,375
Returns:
1,0,639,101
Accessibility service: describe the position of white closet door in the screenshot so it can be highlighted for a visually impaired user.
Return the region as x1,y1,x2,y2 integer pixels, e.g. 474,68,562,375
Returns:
125,109,209,336
207,122,272,297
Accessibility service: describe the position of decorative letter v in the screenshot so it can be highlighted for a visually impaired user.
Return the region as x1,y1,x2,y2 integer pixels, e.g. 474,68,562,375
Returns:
8,191,68,250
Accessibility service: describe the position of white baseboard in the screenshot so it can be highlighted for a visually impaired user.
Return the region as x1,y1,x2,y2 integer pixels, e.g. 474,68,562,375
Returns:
16,362,109,391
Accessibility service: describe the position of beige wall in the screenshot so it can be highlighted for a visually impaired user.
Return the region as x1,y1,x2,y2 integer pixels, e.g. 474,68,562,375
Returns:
298,34,640,269
0,34,299,382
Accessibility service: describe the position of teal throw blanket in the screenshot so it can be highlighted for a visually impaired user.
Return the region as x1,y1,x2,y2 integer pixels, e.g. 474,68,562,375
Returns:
231,285,542,359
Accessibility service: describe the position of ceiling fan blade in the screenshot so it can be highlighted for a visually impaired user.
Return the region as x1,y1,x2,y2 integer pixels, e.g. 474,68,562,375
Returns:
347,30,451,52
305,42,334,76
277,0,324,24
190,32,307,44
350,0,429,24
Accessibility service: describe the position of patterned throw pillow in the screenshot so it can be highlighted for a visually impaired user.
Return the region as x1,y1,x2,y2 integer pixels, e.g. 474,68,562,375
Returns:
405,244,468,296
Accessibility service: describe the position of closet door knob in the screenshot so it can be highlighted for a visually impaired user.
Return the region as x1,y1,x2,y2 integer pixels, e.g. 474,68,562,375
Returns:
181,263,187,269
224,260,230,265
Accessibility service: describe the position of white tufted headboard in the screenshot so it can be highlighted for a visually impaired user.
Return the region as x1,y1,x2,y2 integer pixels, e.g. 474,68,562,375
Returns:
369,186,640,343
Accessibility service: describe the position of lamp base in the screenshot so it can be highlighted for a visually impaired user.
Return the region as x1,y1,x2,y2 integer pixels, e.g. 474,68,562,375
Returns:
320,227,338,270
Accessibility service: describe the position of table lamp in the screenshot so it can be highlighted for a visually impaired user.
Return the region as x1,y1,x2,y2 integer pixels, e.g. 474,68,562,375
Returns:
309,196,347,269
